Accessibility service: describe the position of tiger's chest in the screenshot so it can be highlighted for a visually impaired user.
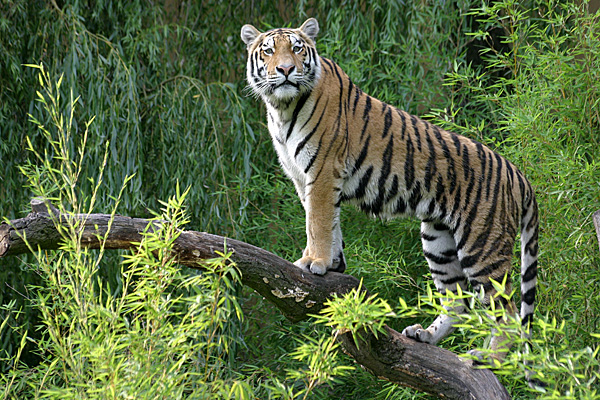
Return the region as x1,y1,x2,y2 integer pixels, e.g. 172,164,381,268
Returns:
266,103,318,185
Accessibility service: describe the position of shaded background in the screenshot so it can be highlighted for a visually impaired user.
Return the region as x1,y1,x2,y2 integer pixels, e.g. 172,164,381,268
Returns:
1,0,600,398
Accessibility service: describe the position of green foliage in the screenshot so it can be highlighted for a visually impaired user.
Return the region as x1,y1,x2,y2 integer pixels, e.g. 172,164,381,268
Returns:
413,283,600,399
313,281,400,343
0,66,250,398
2,0,600,399
287,333,354,399
431,0,600,347
21,64,107,212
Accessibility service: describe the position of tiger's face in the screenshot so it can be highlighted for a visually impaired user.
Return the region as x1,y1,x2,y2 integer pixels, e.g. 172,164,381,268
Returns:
241,18,321,103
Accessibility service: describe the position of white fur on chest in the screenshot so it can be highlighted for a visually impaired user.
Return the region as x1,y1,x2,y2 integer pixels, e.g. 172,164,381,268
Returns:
266,102,316,185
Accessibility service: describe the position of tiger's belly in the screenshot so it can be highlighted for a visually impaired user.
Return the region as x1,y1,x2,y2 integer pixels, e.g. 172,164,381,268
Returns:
341,162,434,221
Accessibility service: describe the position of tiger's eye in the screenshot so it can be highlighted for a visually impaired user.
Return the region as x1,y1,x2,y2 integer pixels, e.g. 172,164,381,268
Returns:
263,48,274,56
293,45,303,54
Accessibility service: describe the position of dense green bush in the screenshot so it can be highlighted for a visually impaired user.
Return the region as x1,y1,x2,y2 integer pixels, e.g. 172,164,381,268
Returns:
1,0,599,398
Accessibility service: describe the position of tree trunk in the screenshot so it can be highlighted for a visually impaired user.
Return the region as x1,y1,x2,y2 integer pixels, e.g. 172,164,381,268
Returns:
0,198,511,400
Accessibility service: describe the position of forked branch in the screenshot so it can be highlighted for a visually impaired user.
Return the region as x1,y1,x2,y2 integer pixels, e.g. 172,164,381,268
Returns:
0,198,510,400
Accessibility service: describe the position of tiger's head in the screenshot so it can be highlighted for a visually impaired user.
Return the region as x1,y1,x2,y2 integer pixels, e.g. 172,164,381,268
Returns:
241,18,321,104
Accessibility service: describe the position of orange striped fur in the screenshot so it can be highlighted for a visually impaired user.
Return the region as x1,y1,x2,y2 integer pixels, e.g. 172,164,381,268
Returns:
241,18,538,362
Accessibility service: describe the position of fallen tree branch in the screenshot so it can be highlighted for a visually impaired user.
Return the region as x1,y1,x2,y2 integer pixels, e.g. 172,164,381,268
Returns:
0,198,510,400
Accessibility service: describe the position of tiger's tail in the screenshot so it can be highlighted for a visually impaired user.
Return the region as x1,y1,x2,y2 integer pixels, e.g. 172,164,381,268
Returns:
520,193,541,387
520,194,538,335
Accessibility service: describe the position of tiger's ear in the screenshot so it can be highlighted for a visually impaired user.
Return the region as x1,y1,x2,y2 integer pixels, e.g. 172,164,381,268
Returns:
241,24,261,48
299,18,319,41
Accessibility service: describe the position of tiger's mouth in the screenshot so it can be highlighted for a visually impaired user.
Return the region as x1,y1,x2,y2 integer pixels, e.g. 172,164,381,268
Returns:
266,77,302,99
276,79,299,88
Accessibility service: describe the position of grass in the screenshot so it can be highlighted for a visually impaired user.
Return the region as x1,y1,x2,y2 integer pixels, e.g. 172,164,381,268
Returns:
1,0,600,399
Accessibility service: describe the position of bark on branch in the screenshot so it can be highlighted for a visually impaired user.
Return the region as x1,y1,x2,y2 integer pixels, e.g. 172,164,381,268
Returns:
0,198,510,400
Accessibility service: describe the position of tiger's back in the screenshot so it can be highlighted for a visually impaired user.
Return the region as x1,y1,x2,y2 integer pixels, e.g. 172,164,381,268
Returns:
241,18,538,363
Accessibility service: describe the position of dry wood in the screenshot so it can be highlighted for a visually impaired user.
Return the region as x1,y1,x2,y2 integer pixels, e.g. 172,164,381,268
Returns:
0,198,511,400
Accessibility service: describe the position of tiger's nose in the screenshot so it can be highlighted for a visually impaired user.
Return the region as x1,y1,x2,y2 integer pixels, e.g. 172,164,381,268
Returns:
276,64,295,77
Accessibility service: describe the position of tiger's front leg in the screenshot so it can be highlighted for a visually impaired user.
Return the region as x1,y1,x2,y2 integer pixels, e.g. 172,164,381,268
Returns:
294,177,346,275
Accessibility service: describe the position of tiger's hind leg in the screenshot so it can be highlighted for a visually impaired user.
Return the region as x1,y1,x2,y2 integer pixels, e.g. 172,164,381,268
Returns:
459,233,518,364
402,221,467,345
465,266,518,365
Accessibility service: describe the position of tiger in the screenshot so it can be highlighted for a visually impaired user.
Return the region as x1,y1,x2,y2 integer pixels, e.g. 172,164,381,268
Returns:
240,18,539,363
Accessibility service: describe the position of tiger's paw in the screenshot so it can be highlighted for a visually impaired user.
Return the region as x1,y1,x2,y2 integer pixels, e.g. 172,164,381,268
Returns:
293,256,328,275
402,324,435,344
331,250,346,273
293,247,346,275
